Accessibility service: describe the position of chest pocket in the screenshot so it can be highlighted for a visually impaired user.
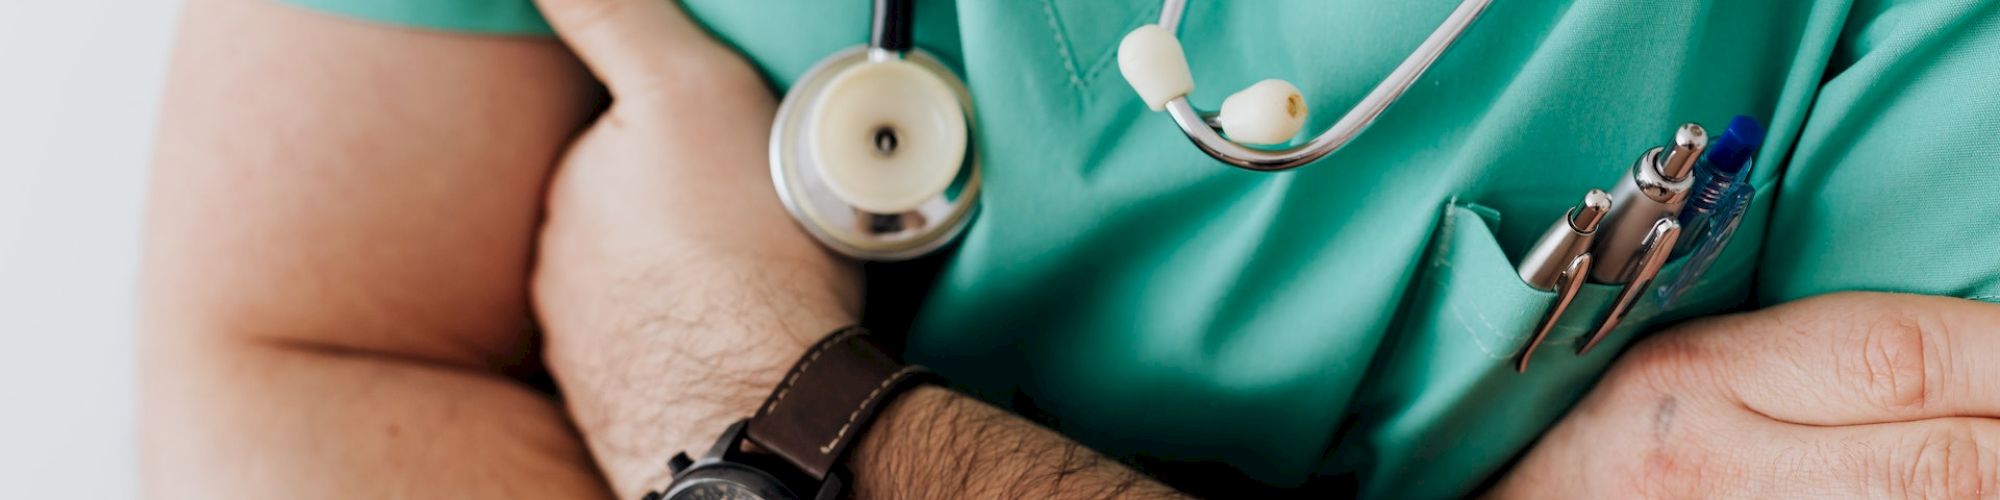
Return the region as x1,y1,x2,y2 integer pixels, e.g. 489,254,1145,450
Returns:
1332,182,1776,499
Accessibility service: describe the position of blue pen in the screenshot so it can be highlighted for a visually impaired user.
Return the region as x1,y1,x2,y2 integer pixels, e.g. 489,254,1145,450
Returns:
1672,116,1765,257
1658,116,1765,306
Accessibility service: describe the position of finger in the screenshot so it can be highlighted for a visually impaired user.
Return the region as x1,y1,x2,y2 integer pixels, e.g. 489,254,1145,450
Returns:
1682,292,2000,425
1772,417,2000,498
531,0,737,98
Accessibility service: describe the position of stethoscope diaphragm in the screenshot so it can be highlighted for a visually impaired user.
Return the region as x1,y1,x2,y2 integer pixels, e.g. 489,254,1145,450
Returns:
770,47,980,261
773,0,1489,261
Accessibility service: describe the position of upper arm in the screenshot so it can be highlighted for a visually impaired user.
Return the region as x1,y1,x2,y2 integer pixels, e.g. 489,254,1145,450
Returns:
139,0,616,496
143,0,598,368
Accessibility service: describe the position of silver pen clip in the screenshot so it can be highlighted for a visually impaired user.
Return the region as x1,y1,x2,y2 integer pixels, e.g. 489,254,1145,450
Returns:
1517,252,1590,372
1514,190,1610,373
1578,217,1681,355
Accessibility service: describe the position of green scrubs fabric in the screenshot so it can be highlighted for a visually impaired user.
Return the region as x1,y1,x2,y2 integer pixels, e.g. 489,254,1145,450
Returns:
289,0,2000,497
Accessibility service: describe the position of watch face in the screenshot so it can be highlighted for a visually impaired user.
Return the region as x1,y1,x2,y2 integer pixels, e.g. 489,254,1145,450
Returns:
665,480,764,500
663,462,799,500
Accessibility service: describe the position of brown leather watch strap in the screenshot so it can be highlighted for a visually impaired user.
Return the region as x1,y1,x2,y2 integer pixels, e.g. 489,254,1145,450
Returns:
745,326,933,481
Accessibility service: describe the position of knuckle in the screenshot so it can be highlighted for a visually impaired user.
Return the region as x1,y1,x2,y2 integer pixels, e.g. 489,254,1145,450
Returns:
1874,423,1993,499
1834,304,1949,415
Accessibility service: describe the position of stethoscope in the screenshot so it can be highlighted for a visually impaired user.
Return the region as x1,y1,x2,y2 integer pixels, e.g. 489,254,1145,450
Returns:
772,0,1494,261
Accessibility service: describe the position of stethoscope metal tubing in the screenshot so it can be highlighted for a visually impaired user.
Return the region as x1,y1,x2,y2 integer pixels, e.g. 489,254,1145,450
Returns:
871,0,914,53
1156,0,1494,171
1158,0,1187,32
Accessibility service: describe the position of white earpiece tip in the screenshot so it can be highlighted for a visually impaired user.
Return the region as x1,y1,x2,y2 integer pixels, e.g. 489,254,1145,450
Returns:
1217,79,1308,145
1117,24,1193,111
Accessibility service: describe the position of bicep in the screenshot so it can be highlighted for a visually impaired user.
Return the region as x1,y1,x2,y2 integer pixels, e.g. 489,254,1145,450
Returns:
143,0,598,366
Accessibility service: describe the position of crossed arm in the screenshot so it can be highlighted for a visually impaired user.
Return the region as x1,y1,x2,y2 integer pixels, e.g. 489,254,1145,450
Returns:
140,0,608,496
139,0,1178,497
142,1,2000,498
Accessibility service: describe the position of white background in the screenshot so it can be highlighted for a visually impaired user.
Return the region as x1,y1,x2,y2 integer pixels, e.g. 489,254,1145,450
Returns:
0,1,183,497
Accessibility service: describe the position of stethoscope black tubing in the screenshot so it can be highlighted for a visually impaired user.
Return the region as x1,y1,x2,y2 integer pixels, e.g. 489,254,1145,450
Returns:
870,0,914,53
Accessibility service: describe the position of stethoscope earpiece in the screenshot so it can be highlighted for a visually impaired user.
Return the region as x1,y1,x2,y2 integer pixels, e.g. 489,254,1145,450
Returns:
1116,0,1494,171
1115,24,1193,112
1117,25,1310,146
772,0,1491,260
1217,80,1309,146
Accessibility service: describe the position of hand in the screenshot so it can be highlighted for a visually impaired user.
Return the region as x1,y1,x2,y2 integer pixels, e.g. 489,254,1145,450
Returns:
526,0,860,495
1490,292,2000,498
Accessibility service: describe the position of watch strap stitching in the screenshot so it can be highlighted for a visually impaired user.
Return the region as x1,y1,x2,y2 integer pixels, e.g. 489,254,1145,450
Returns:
818,364,925,454
742,327,937,481
756,326,867,418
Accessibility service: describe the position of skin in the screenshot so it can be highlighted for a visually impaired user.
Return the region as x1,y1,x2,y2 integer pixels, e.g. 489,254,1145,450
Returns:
526,0,1185,497
143,0,1179,497
1491,293,2000,498
141,0,1999,497
141,0,608,496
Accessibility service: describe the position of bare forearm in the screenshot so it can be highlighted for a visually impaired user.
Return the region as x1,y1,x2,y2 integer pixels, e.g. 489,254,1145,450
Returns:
141,337,612,498
854,386,1188,499
571,345,1184,499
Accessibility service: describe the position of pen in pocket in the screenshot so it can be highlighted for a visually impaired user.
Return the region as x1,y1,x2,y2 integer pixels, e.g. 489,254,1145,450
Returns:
1589,123,1704,284
1577,123,1704,355
1519,190,1610,290
1514,189,1609,372
1658,116,1767,307
1672,116,1765,257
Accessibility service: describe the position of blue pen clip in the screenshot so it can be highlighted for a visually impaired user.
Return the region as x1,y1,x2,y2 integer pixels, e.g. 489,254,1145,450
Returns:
1655,116,1764,308
1657,174,1753,308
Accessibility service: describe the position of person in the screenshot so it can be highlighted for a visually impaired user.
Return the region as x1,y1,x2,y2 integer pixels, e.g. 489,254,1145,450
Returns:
139,0,2000,497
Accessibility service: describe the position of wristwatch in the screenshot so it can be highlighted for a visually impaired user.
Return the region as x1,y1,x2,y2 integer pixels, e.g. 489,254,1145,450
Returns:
644,327,935,500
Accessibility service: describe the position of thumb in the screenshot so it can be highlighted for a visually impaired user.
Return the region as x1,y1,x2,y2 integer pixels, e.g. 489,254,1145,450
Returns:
533,0,736,98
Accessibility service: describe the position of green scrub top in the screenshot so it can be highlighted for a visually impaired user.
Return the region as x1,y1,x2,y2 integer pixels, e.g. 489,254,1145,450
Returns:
286,0,2000,497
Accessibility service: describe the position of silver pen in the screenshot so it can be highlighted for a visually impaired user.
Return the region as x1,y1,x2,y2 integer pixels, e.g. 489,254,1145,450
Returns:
1514,190,1610,372
1575,123,1705,354
1519,190,1611,290
1579,218,1680,354
1588,123,1706,283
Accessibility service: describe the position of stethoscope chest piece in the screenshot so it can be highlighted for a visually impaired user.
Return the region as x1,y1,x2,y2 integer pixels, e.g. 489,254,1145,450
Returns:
771,47,979,261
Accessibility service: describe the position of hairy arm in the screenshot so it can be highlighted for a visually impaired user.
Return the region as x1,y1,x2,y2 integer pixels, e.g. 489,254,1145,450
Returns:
853,387,1185,499
532,251,1182,500
139,0,609,496
519,0,1188,497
